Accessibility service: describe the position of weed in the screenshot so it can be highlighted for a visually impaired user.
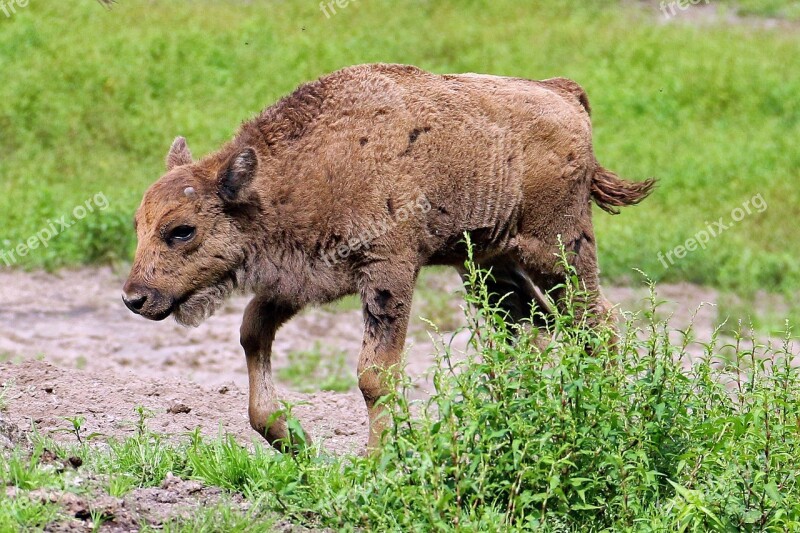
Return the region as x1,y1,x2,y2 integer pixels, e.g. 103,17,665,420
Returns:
92,432,187,489
53,415,103,445
147,501,277,533
1,448,56,491
106,473,137,498
0,493,57,533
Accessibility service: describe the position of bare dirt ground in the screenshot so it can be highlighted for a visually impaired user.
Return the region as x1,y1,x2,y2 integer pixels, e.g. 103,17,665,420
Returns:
0,267,795,530
635,0,800,29
0,267,475,455
0,266,746,450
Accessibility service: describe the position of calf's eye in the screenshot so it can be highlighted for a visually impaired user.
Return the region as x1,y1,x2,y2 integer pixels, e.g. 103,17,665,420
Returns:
167,225,196,244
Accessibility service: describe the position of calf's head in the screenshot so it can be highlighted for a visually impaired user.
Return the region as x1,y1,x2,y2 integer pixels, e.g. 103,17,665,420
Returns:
123,137,259,327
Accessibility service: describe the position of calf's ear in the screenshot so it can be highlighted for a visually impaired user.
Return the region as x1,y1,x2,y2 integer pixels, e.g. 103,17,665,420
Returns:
217,147,258,203
166,136,193,170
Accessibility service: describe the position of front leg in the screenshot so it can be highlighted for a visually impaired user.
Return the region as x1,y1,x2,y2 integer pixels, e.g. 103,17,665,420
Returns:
357,258,418,451
240,296,300,453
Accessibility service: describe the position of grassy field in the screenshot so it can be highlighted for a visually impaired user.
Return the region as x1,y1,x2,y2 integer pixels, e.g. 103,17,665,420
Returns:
0,0,798,295
3,2,800,530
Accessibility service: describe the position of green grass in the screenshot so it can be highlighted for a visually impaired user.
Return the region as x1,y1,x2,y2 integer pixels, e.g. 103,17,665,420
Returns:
413,268,465,333
0,0,797,294
0,442,76,531
145,504,278,533
276,343,356,392
0,493,57,533
3,255,800,530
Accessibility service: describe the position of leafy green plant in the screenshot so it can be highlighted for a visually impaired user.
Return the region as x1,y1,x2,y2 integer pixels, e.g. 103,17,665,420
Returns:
106,473,137,498
54,415,103,445
346,251,800,531
0,493,58,533
158,247,800,531
88,406,189,489
146,501,277,533
1,449,56,491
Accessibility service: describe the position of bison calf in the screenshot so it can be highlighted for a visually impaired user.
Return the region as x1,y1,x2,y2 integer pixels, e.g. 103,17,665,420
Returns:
122,64,654,452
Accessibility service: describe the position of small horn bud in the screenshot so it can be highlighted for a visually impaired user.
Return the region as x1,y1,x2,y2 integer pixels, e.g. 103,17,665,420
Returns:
184,186,196,198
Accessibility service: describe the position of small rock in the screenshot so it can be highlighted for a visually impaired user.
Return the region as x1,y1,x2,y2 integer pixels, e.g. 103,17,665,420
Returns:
40,449,58,464
0,415,24,449
184,480,204,494
161,472,179,489
155,491,178,504
44,386,54,393
167,402,191,415
68,456,83,468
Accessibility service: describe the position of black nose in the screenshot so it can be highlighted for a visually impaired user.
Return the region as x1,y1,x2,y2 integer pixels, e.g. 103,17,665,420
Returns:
123,292,147,313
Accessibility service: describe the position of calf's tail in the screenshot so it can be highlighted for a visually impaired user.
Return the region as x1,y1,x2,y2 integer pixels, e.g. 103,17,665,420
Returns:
590,166,656,214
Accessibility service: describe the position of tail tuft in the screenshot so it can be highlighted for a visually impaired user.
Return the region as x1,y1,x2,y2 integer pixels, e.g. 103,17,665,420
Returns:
591,167,656,214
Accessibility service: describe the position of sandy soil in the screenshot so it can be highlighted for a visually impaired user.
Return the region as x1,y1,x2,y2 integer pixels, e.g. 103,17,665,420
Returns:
0,266,741,450
636,0,800,30
0,267,474,454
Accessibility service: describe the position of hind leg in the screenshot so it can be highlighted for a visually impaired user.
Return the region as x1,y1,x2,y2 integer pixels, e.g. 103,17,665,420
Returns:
456,255,552,328
513,230,617,342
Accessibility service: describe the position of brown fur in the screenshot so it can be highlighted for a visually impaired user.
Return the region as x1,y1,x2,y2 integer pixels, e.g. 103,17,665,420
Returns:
122,63,655,451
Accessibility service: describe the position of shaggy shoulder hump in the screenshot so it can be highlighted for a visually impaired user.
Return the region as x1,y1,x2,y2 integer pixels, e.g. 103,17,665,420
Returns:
245,64,428,149
253,77,330,148
537,77,592,116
